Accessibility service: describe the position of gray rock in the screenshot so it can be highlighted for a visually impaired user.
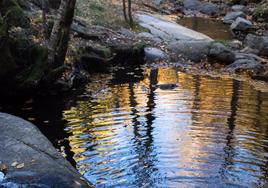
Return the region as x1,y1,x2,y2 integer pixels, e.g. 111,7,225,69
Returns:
200,2,219,16
118,27,135,38
168,40,211,62
223,11,246,24
183,0,202,10
209,42,235,64
230,17,253,31
0,113,93,188
144,47,168,61
226,59,263,74
231,5,245,12
137,32,162,43
235,52,267,63
244,34,268,56
154,0,163,6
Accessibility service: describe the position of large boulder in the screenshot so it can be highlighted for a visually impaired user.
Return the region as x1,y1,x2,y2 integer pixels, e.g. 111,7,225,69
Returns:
208,42,235,64
223,11,246,24
230,17,253,31
0,113,93,188
244,34,268,56
168,40,211,62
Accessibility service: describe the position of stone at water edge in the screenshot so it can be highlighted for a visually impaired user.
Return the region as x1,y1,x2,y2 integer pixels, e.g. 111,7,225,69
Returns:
223,11,246,24
244,34,268,56
230,17,253,31
0,113,93,188
168,40,212,62
200,2,219,16
144,47,168,62
209,42,235,64
225,59,264,75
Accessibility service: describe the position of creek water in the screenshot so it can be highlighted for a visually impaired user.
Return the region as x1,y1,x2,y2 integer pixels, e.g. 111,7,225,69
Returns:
177,17,233,40
1,66,268,187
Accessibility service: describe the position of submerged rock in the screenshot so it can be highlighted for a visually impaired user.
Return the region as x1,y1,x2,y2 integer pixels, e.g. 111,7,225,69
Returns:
230,17,253,31
223,11,246,24
0,113,93,188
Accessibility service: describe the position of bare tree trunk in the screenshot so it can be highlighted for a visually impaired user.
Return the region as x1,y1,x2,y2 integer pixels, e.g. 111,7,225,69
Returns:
47,0,76,68
122,0,128,22
127,0,133,28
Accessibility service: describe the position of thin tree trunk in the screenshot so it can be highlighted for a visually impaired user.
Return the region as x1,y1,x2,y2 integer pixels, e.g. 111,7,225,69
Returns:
47,0,76,67
127,0,133,28
122,0,128,22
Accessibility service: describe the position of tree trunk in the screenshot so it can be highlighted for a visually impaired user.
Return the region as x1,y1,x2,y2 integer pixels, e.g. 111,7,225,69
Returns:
127,0,133,28
122,0,128,22
47,0,76,68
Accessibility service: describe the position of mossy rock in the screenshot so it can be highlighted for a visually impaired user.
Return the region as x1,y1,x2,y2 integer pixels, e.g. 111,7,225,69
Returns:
3,2,30,29
0,16,6,36
0,37,18,77
20,45,48,87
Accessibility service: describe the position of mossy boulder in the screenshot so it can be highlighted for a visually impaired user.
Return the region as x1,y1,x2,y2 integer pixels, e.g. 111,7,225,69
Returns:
3,1,30,29
0,37,18,77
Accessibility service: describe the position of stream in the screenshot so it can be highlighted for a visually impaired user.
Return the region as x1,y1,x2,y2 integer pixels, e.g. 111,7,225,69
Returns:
1,65,268,187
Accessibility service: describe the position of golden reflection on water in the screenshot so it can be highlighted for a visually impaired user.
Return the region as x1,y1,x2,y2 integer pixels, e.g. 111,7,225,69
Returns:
63,67,268,187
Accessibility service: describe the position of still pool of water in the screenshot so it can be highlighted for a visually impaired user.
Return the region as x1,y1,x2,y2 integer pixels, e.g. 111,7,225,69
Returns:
2,66,268,187
177,17,233,41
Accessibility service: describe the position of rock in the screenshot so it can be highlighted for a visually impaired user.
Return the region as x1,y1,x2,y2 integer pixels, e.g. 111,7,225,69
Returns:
244,34,268,56
137,32,162,43
135,12,213,41
144,47,168,61
223,11,246,24
225,59,263,75
183,0,202,10
209,42,235,64
235,52,268,63
228,40,243,50
0,113,93,188
230,17,253,31
168,40,211,62
231,5,245,12
118,27,135,38
200,2,219,16
154,0,163,6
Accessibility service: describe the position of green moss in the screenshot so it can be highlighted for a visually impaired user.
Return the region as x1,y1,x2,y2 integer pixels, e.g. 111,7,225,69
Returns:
0,38,18,77
4,4,30,28
132,42,146,56
0,16,6,37
253,0,268,21
21,45,48,87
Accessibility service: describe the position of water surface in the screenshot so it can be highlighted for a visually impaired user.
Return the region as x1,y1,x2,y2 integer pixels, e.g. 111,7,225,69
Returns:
177,17,233,40
2,67,268,187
